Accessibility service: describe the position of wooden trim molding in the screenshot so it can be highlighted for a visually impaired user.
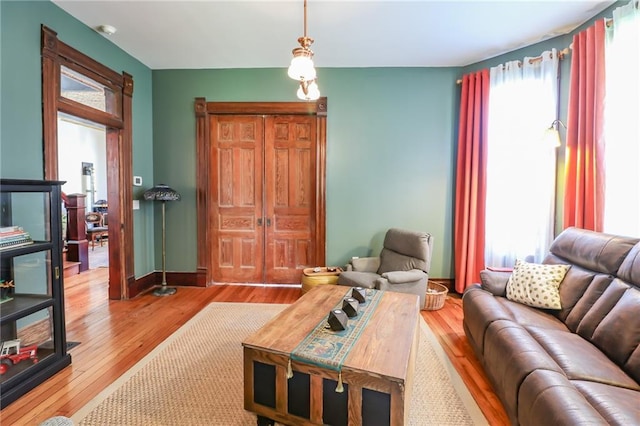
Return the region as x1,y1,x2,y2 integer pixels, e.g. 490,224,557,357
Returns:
315,110,327,266
115,71,135,299
194,97,209,287
129,271,155,297
132,271,201,296
41,25,134,300
204,100,327,116
41,26,59,180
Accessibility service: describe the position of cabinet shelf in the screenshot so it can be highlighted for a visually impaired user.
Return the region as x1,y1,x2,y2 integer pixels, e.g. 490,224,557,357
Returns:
0,343,56,384
0,295,54,324
0,241,54,257
0,178,70,409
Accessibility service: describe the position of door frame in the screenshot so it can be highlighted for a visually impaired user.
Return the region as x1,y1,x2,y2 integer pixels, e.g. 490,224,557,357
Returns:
41,25,135,299
194,98,328,285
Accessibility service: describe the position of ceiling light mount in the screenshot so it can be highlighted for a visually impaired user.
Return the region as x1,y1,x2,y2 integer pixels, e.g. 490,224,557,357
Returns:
96,24,117,36
288,0,320,101
297,36,314,50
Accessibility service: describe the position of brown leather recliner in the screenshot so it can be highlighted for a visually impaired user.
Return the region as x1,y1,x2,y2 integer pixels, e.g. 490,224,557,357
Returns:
462,227,640,425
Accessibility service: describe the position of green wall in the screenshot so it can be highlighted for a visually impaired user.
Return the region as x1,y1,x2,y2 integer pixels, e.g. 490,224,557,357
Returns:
150,2,624,281
0,0,155,276
152,67,459,278
1,0,623,283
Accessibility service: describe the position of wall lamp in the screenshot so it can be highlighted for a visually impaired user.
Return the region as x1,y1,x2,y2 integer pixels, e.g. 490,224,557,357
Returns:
544,119,566,148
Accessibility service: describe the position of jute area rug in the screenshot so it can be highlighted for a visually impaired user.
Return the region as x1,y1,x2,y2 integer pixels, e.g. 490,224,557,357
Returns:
72,303,487,425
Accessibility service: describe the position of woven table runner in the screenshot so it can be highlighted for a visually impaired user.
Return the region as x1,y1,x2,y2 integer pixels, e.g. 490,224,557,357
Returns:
289,287,384,382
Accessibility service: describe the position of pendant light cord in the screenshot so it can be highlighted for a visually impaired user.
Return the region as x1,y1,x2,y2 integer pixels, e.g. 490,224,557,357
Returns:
304,0,308,38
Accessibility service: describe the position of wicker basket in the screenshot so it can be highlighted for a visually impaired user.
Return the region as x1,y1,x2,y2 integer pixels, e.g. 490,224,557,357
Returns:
423,281,448,310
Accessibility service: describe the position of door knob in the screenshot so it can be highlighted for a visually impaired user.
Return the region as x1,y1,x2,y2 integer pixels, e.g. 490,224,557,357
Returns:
257,218,263,226
266,218,272,227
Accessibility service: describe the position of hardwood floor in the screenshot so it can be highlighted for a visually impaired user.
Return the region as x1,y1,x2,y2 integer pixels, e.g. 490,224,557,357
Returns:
0,269,509,425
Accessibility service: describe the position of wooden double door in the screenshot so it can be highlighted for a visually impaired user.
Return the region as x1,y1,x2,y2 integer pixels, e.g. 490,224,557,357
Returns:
207,110,323,284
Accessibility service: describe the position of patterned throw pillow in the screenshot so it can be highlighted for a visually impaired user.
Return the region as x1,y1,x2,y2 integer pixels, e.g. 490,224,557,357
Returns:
505,260,571,309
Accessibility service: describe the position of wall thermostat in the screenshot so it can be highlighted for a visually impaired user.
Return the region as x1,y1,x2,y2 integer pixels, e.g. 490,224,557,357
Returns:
133,176,142,186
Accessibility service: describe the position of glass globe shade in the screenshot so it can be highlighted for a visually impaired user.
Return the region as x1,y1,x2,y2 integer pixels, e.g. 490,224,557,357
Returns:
306,81,320,100
296,85,307,100
297,81,320,101
543,127,562,148
288,55,316,81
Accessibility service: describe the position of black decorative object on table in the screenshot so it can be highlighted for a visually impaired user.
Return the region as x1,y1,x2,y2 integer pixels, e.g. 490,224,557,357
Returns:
143,184,181,297
351,287,366,303
327,309,348,331
342,297,359,318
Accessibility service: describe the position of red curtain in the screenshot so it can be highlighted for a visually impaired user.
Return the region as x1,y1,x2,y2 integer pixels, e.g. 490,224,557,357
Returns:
563,20,606,231
454,70,490,294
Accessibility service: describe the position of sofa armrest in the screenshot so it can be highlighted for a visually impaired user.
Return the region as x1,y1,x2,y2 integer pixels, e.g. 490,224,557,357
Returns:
348,257,380,273
480,269,512,297
381,269,426,284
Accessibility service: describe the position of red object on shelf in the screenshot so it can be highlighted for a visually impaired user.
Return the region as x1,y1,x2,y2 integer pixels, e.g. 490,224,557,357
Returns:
0,340,39,375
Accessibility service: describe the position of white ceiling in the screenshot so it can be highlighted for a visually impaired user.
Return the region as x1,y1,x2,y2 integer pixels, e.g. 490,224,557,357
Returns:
52,0,615,70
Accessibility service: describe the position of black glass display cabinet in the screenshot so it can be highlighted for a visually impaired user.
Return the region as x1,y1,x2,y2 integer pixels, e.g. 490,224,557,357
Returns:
0,179,71,409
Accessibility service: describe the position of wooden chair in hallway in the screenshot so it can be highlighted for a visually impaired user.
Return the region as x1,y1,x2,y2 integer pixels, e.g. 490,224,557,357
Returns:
85,212,108,250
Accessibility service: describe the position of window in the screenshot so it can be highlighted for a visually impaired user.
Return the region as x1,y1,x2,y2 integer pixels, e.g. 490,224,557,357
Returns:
485,51,560,267
61,66,115,114
603,2,640,236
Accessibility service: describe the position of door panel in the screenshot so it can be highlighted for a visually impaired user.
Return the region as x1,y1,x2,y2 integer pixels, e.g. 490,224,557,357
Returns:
265,115,316,283
210,115,264,282
198,99,327,286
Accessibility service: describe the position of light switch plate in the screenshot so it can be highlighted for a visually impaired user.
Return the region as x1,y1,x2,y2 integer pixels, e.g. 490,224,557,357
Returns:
133,176,142,186
133,200,140,210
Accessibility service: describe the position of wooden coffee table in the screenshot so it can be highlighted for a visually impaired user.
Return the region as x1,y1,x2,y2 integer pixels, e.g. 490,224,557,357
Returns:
242,285,420,426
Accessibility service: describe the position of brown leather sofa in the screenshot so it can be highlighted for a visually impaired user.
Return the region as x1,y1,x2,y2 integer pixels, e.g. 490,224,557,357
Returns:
462,227,640,425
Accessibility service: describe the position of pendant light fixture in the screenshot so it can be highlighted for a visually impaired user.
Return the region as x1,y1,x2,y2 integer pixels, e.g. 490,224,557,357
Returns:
288,0,320,101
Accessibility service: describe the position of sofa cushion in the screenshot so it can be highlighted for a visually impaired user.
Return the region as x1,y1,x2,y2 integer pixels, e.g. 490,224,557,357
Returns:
590,284,640,383
349,256,380,273
506,260,570,309
483,319,564,419
462,286,514,356
563,273,615,331
378,248,426,275
618,242,640,287
336,271,378,289
381,269,425,284
576,279,629,342
480,269,511,297
377,228,431,274
572,380,640,425
518,370,608,426
548,227,639,276
498,298,570,331
527,327,640,390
